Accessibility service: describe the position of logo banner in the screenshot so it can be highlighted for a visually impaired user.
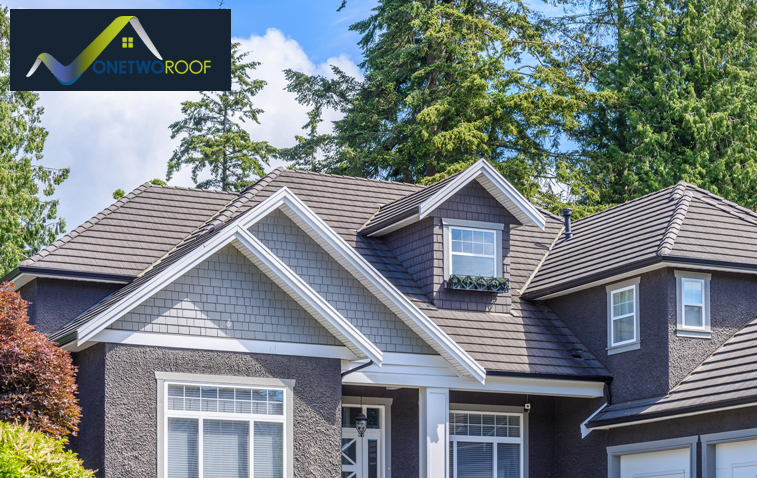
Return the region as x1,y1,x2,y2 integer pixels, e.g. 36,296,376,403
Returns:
10,9,231,91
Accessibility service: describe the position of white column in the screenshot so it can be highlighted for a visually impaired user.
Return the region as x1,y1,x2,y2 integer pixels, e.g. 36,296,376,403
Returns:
418,387,449,478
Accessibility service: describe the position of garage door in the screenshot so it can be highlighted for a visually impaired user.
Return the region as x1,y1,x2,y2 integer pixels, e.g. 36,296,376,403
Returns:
620,448,691,478
716,439,757,478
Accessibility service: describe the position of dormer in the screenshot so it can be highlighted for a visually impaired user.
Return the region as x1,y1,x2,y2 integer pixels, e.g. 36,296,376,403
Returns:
359,159,545,312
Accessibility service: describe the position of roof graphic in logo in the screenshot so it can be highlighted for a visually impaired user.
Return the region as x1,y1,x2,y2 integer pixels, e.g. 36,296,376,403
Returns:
25,16,162,85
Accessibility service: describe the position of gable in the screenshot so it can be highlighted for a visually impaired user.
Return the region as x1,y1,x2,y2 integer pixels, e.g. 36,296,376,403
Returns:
110,245,341,347
250,210,437,355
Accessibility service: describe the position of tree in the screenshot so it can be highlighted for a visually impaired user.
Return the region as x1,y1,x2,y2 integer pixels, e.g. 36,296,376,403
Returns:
280,0,603,206
0,6,69,275
0,421,94,478
0,282,80,439
166,42,275,191
574,0,757,208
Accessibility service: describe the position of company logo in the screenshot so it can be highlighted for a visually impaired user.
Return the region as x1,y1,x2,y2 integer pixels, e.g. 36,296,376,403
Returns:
11,9,230,92
26,16,163,85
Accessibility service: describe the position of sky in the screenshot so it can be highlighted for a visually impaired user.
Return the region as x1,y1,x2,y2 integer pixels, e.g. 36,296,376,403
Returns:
5,0,377,233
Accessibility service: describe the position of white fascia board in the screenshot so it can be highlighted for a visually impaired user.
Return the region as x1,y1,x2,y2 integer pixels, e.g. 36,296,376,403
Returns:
232,228,383,365
82,329,358,360
418,159,545,230
265,191,487,382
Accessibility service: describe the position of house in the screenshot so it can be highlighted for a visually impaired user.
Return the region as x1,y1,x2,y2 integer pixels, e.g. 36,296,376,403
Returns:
5,159,757,478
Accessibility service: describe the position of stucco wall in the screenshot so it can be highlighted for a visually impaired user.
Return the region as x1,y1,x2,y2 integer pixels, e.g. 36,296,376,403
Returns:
99,344,342,478
251,210,435,354
70,344,107,476
19,278,122,336
111,245,340,346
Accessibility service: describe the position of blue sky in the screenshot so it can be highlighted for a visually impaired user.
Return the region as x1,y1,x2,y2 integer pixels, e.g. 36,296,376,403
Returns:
5,0,377,233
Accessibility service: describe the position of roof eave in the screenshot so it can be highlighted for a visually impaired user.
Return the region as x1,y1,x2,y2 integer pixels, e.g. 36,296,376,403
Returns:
2,266,134,290
486,369,612,383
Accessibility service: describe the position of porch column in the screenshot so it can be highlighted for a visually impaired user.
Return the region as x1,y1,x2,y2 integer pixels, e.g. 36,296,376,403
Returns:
418,387,449,478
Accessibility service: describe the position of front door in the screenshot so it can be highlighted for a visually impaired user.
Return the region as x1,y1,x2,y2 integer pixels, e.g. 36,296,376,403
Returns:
342,405,384,478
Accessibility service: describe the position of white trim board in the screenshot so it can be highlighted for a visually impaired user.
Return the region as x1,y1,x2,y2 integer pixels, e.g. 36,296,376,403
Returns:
70,187,485,381
366,159,546,237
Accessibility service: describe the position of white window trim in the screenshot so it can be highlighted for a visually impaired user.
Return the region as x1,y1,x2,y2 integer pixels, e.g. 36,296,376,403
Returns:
342,396,393,478
443,221,503,280
156,372,295,478
448,403,528,478
606,278,641,354
675,271,711,338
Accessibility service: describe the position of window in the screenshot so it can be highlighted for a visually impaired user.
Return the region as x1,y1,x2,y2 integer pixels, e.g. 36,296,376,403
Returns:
122,36,133,48
675,271,711,337
443,220,504,279
449,411,524,478
606,278,640,354
157,373,293,478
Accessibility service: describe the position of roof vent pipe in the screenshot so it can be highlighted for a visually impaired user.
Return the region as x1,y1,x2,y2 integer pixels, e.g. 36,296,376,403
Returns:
562,208,573,240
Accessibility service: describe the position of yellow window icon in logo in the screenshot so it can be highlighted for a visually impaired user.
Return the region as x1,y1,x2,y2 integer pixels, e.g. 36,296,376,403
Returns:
122,37,133,48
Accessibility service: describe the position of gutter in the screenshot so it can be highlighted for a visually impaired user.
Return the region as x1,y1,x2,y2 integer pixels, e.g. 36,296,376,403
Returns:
2,266,134,287
486,370,612,383
341,360,374,378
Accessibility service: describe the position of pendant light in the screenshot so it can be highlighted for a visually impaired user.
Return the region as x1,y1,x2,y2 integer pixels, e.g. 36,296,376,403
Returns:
355,397,368,437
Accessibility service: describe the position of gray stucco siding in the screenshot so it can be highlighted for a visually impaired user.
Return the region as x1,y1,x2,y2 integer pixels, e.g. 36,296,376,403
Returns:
100,344,342,478
251,210,435,354
110,245,340,346
70,344,107,476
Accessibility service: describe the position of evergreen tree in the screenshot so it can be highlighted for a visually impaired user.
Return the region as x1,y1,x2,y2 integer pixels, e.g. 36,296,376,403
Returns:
0,7,69,275
575,0,757,207
281,0,602,204
166,43,274,191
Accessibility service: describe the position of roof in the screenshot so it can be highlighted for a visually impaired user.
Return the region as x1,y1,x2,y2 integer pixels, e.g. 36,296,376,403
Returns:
524,182,757,298
19,183,236,277
45,167,607,380
359,159,546,236
588,317,757,428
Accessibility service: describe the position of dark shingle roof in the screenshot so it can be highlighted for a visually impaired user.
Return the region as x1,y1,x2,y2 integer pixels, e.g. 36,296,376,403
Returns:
21,183,236,277
47,168,608,379
588,317,757,427
524,182,757,298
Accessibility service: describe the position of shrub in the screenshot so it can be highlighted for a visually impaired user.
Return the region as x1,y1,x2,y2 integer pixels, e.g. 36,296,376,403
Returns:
0,421,94,477
0,282,80,439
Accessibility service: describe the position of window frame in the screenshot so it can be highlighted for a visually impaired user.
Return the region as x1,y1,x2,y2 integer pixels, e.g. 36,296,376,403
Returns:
448,404,527,478
156,372,295,478
675,271,711,338
442,219,504,280
606,278,641,354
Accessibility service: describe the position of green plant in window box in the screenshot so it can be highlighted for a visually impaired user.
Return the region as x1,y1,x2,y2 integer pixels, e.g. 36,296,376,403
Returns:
448,275,509,292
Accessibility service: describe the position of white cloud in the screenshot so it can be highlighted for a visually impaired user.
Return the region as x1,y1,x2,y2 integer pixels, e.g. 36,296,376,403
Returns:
37,28,360,233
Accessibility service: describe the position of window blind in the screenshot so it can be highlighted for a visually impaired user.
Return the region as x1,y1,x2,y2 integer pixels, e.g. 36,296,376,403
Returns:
254,422,283,478
167,418,199,478
456,442,493,478
203,420,249,478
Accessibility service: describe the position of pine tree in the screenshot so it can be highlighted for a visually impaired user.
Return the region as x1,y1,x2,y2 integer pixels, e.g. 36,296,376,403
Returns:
281,0,602,204
0,7,69,275
575,0,757,207
166,43,274,191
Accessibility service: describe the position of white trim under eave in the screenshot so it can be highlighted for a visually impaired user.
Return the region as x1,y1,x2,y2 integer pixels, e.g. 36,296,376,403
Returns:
70,329,359,360
587,401,757,431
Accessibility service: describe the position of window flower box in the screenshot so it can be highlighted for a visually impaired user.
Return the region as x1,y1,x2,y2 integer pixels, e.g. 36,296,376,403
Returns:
447,274,509,292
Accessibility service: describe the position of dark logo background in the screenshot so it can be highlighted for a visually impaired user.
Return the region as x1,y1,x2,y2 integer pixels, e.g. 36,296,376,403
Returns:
11,9,231,91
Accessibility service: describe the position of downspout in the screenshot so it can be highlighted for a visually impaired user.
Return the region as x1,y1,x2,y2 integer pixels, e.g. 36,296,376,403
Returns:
341,360,374,378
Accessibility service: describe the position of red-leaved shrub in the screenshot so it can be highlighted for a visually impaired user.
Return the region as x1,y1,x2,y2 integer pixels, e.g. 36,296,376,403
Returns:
0,282,80,438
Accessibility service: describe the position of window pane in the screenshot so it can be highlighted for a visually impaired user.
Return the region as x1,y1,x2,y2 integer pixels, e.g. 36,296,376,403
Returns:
612,289,634,317
456,442,493,478
450,442,454,478
497,444,520,478
613,315,635,344
342,407,362,428
167,418,199,478
684,305,703,327
452,229,462,241
683,280,703,304
254,422,283,478
341,438,357,465
367,408,381,429
203,420,249,478
452,255,495,277
367,439,378,478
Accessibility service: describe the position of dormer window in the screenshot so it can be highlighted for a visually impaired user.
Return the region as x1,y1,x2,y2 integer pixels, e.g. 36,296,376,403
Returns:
450,227,497,276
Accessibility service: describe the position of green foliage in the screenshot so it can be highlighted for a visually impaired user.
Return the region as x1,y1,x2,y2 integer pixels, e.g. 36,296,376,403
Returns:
167,42,275,192
0,283,81,439
149,178,166,186
280,0,602,204
112,189,125,200
0,421,94,478
574,0,757,208
0,7,69,275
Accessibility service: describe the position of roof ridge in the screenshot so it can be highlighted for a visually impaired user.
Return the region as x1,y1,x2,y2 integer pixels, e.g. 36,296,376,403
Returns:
150,184,236,195
687,184,757,228
668,315,757,394
280,168,425,188
22,182,151,266
657,182,693,256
